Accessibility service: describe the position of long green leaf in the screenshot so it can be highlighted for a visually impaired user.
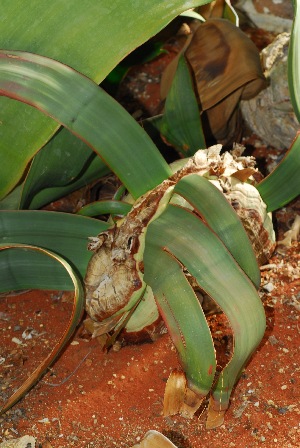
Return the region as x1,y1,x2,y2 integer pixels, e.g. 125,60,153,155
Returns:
77,200,132,217
0,211,109,291
0,0,212,200
20,129,110,209
0,50,171,199
256,133,300,212
0,243,84,415
144,247,215,396
288,0,300,122
144,205,265,414
27,154,109,210
173,174,261,287
0,184,23,210
156,55,206,157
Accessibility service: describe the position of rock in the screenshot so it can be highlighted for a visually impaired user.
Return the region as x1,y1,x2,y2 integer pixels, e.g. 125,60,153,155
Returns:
235,0,293,33
241,33,299,150
0,436,35,448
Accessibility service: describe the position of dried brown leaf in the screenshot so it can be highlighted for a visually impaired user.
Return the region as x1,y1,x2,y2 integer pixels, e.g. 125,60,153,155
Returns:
163,369,186,416
231,167,257,182
163,370,204,419
206,396,226,429
180,386,204,419
161,19,267,145
196,0,226,20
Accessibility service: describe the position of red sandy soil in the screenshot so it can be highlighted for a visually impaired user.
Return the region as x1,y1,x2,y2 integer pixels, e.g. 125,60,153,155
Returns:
0,231,299,448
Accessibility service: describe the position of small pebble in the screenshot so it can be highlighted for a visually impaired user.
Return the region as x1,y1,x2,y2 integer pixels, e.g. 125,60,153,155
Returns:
268,335,279,345
11,337,23,345
278,407,288,414
263,282,275,292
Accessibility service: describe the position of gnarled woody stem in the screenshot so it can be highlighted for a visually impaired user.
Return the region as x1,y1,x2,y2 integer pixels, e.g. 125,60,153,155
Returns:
84,145,275,327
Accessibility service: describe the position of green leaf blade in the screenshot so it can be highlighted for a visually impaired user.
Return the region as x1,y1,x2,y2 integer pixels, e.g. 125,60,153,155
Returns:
174,174,261,287
0,211,109,291
0,243,85,415
256,133,300,212
0,50,171,199
77,200,132,217
144,205,266,411
144,245,216,396
0,0,212,199
157,55,206,157
20,130,110,209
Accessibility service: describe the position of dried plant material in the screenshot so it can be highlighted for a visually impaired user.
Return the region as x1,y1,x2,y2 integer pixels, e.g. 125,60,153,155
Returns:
160,33,193,100
163,370,186,416
180,386,204,418
206,396,226,429
185,20,265,109
131,430,177,448
85,185,172,323
83,315,122,338
0,436,35,448
161,19,266,145
233,400,249,418
186,19,266,144
196,0,227,20
163,370,204,418
231,167,257,182
277,215,300,247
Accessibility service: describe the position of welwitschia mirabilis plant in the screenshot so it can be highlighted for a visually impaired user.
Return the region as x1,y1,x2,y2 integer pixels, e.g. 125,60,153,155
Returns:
1,5,300,424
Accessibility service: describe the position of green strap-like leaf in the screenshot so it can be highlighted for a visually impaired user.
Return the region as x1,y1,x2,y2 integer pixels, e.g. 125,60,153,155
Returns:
77,200,132,217
0,50,171,199
0,211,109,291
0,243,85,415
0,184,23,210
144,204,265,410
256,133,300,212
20,129,110,209
144,242,216,396
0,0,212,200
155,55,206,157
27,154,109,210
174,174,261,287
